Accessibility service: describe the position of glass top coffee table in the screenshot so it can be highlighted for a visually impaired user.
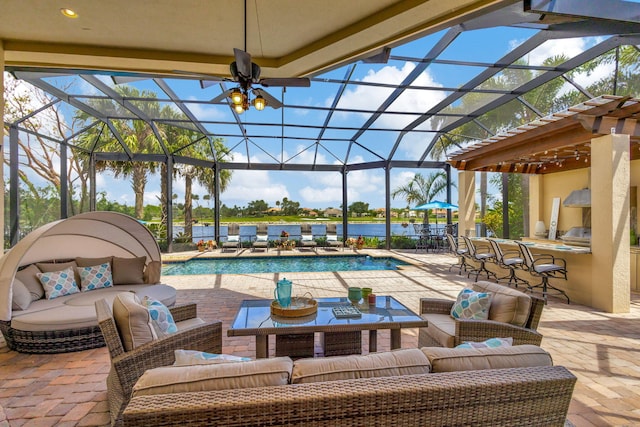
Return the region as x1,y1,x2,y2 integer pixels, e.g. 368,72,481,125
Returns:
228,296,427,358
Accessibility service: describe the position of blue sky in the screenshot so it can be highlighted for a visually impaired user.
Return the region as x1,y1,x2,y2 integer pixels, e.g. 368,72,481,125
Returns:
5,25,614,211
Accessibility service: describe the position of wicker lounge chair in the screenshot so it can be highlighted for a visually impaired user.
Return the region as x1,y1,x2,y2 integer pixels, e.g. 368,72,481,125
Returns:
418,280,544,348
95,298,222,426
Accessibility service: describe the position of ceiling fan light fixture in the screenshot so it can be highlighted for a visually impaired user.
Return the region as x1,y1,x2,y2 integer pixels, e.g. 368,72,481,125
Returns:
230,88,243,105
253,95,266,111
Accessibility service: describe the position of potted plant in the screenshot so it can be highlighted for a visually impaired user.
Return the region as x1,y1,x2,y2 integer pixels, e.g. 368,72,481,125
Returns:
280,230,289,243
346,237,357,249
207,240,216,251
356,235,365,249
196,239,206,252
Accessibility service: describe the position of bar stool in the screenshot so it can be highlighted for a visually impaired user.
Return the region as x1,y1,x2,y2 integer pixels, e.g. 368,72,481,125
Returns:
487,238,529,288
445,233,468,274
517,242,569,304
461,236,497,282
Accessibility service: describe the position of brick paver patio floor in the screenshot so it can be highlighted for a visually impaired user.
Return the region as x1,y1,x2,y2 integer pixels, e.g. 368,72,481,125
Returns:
1,249,639,426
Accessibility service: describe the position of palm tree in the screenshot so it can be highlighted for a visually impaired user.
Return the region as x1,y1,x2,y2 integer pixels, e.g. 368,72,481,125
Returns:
392,172,448,224
74,86,163,219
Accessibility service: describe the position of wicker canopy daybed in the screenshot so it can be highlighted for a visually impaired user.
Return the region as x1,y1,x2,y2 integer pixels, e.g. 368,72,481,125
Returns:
0,211,175,353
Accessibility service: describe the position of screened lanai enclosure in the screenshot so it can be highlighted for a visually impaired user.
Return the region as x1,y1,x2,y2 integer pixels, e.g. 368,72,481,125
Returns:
4,0,640,250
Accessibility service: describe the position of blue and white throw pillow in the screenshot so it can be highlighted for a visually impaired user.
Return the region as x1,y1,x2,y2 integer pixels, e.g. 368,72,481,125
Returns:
37,267,80,300
143,296,178,336
456,337,513,349
450,288,492,320
78,263,113,292
173,349,252,366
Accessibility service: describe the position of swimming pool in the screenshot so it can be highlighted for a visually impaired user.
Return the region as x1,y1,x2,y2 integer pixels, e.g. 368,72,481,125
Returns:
162,255,409,275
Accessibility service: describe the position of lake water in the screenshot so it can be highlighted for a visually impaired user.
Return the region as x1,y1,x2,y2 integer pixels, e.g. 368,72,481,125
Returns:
175,222,453,242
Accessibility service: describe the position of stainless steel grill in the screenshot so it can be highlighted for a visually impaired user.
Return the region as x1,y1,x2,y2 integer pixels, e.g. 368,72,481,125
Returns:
560,227,591,247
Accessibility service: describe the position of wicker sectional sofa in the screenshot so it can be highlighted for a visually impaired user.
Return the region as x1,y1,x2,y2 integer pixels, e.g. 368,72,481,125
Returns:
122,345,577,426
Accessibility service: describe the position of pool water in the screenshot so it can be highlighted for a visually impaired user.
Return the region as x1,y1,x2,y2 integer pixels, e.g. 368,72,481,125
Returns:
162,255,408,275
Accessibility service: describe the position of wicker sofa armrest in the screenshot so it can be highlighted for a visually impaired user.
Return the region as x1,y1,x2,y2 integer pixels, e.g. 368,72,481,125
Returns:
420,298,455,315
169,303,197,322
122,366,576,427
454,319,543,346
113,320,223,398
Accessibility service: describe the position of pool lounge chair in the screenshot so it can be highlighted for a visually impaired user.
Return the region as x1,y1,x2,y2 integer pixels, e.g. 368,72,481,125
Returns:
326,223,344,250
299,224,317,252
251,224,269,252
222,224,240,252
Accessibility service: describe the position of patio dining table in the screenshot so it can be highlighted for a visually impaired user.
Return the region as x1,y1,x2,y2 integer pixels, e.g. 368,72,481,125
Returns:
228,296,427,358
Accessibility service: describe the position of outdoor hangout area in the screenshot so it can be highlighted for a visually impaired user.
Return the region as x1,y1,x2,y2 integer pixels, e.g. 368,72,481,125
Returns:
3,0,640,426
0,249,639,426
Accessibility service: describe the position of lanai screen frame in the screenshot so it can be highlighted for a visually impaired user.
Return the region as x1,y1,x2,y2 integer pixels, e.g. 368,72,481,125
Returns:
4,1,640,250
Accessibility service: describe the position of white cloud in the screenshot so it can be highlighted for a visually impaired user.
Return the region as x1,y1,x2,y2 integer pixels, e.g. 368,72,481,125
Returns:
525,38,588,66
185,97,226,121
335,63,445,127
219,151,290,206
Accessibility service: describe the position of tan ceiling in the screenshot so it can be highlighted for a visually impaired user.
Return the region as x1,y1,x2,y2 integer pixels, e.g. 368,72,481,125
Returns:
0,0,510,79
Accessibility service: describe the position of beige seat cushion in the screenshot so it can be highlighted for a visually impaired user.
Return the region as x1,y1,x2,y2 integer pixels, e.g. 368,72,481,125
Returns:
15,264,45,301
420,313,456,348
11,279,32,311
472,281,532,326
291,348,431,384
112,256,146,285
422,345,553,373
112,292,155,351
132,357,293,397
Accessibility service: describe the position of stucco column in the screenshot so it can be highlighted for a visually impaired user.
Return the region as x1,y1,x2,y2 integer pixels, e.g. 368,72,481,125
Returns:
529,174,543,235
458,171,476,236
0,41,5,251
591,133,630,313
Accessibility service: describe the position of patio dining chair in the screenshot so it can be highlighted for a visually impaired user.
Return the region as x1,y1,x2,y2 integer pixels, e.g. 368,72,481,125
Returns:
95,295,222,426
487,238,529,288
517,241,570,304
460,236,497,282
445,233,468,274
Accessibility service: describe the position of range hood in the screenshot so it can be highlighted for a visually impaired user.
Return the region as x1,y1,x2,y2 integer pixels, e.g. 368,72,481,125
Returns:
563,189,591,208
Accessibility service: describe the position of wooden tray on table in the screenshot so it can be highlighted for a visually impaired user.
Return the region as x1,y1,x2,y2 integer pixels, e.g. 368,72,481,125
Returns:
270,297,318,317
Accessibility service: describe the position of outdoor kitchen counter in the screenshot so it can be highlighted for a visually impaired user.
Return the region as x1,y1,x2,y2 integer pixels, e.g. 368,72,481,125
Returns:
469,237,592,305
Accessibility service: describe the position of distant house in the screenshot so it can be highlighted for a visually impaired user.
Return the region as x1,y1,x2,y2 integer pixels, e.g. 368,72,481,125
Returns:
324,208,342,217
301,207,318,217
375,208,386,218
267,207,282,214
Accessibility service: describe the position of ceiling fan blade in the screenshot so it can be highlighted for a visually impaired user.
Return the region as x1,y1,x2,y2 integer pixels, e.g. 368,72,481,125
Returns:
253,88,282,109
210,88,234,104
200,79,224,89
234,48,253,79
111,75,151,85
260,77,310,88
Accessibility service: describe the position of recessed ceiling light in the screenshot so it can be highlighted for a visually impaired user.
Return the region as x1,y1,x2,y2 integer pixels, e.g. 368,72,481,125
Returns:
60,8,79,18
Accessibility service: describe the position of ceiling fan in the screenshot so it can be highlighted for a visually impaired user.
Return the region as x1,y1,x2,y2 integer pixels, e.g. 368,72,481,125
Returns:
202,47,310,113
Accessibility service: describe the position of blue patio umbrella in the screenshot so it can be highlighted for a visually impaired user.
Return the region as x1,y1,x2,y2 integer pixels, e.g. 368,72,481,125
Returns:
413,200,459,227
